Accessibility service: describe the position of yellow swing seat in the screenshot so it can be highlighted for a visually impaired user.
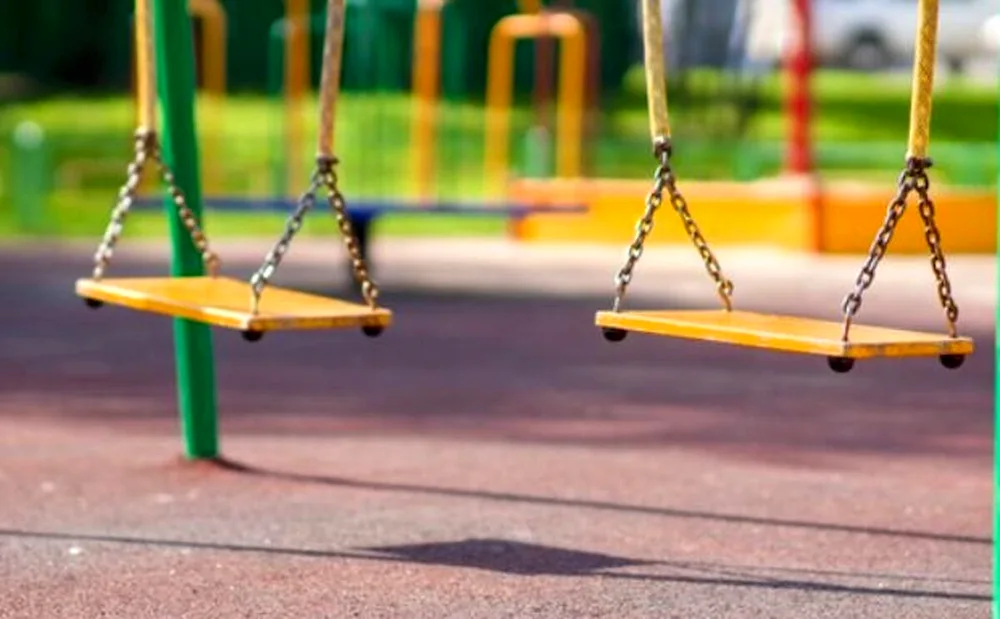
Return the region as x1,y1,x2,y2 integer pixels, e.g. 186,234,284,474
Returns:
596,0,972,373
595,309,973,360
76,0,390,342
76,276,392,335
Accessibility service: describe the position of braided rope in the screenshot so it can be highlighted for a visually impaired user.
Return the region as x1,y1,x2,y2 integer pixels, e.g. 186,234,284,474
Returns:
640,0,670,142
907,0,938,159
317,0,347,158
134,0,157,133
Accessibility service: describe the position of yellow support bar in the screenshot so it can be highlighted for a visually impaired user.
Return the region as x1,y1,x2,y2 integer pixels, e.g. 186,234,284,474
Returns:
188,0,226,99
188,0,227,194
410,0,446,200
131,0,226,193
485,12,586,196
284,0,311,193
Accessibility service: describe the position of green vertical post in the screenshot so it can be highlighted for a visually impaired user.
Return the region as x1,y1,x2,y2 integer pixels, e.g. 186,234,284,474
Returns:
267,20,287,198
9,121,50,234
151,0,220,459
522,125,553,179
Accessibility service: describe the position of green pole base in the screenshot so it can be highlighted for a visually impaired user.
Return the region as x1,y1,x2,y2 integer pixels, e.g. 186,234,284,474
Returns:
152,0,220,460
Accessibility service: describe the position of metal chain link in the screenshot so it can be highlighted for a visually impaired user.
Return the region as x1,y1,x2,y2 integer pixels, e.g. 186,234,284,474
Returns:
839,157,959,340
912,162,960,337
610,160,663,312
316,156,380,309
248,175,321,314
91,131,150,280
611,138,734,312
839,164,913,339
248,155,379,313
663,146,734,311
154,157,221,277
90,129,220,280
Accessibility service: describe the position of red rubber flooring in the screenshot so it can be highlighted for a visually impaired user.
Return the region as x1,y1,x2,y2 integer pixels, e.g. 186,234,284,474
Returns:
0,245,991,618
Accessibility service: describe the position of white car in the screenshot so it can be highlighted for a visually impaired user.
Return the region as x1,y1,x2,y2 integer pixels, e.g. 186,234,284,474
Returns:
980,13,1000,53
810,0,996,72
650,0,995,73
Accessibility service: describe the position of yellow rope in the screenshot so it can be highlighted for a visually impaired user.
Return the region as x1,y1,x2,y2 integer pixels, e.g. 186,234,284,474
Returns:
907,0,938,160
134,0,156,133
317,0,347,158
641,0,670,142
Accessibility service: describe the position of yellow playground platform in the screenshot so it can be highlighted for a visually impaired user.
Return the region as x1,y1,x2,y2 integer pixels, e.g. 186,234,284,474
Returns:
508,176,997,254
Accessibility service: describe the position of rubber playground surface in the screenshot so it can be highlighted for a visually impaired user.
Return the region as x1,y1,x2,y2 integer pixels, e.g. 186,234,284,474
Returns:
0,239,993,618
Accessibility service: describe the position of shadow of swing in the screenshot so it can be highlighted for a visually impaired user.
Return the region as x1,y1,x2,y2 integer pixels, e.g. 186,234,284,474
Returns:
0,528,988,602
202,457,988,546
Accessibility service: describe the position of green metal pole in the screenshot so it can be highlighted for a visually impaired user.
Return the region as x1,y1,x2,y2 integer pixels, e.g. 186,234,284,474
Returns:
522,125,553,179
151,0,219,460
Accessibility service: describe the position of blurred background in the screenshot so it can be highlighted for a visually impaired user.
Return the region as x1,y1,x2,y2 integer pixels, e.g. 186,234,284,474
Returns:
0,0,996,252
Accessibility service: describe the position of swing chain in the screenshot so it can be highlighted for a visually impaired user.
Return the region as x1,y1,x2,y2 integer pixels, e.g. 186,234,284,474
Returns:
317,155,380,310
91,131,149,280
912,164,960,337
248,155,379,313
91,129,220,280
663,143,734,311
839,161,914,337
154,150,221,278
840,157,958,339
249,172,321,313
611,138,734,312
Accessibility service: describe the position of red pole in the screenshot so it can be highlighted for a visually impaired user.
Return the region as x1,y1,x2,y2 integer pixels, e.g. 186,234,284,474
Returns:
785,0,824,251
784,0,813,174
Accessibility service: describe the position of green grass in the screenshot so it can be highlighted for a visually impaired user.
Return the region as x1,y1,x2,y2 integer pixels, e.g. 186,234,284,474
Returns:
618,67,998,143
38,191,508,239
0,68,995,239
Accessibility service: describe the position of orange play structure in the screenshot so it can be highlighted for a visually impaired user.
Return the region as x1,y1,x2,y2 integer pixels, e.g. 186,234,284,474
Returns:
494,0,994,254
410,0,445,200
484,11,587,195
128,0,225,193
508,176,996,253
187,0,995,254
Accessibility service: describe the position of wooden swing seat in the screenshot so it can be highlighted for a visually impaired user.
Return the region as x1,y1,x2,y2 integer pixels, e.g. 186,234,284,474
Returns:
76,276,392,333
595,309,974,359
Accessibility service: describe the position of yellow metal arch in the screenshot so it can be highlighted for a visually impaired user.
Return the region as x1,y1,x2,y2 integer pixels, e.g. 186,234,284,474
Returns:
281,0,311,195
188,0,227,193
410,0,447,200
484,12,586,195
